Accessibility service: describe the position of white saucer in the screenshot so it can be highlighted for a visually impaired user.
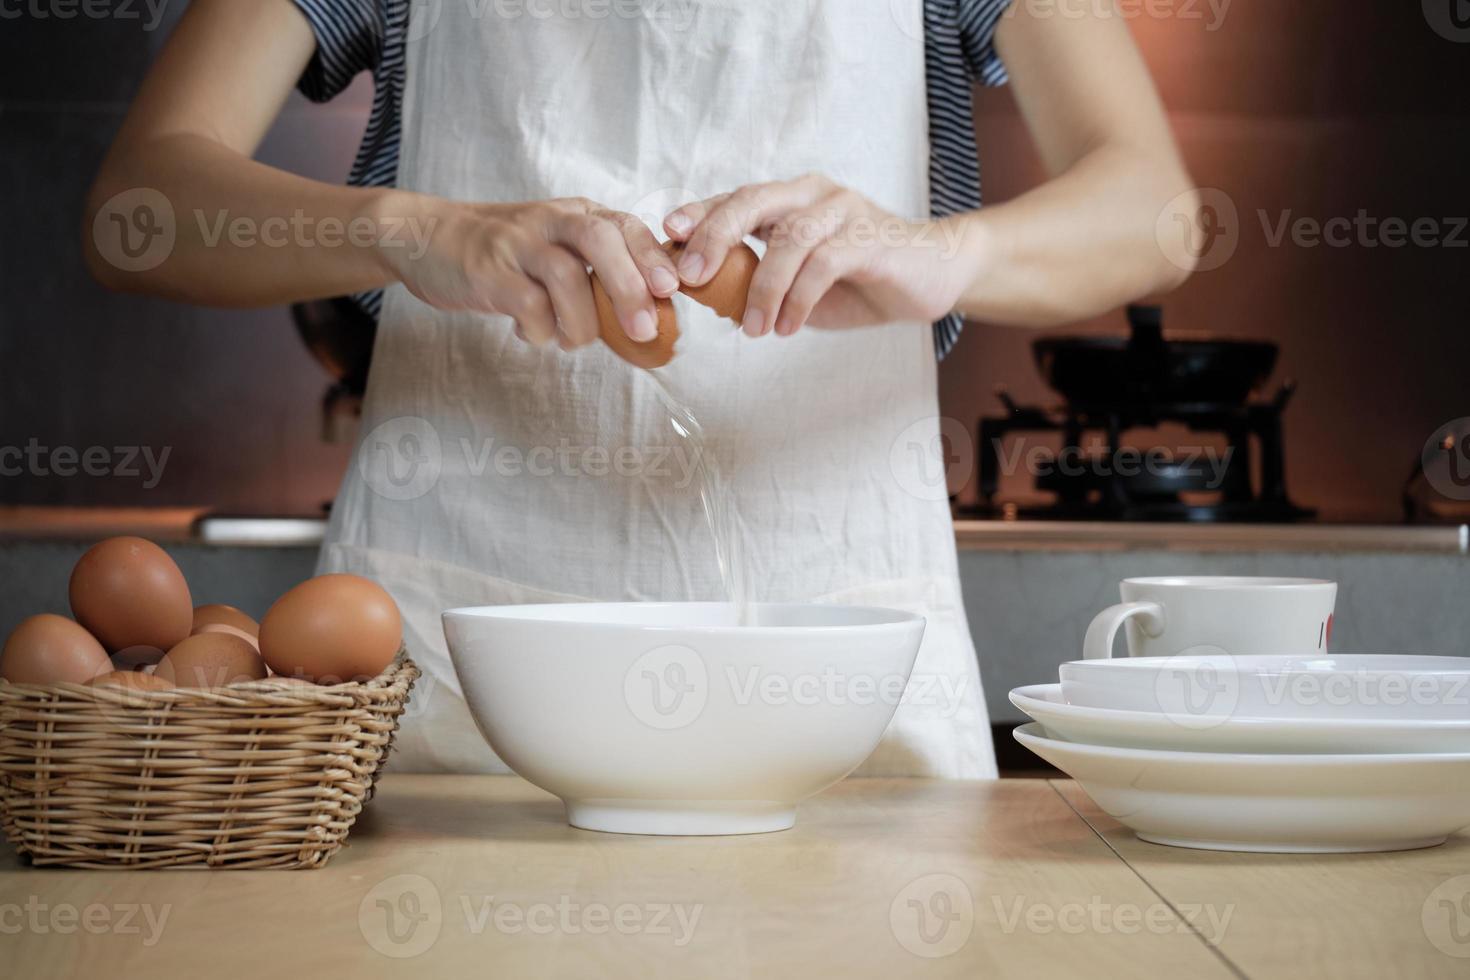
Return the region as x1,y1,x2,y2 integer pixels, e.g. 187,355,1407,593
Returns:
1011,684,1470,754
1014,722,1470,853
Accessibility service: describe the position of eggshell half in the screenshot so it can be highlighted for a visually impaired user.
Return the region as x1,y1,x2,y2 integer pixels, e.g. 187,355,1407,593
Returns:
596,278,680,370
665,241,759,324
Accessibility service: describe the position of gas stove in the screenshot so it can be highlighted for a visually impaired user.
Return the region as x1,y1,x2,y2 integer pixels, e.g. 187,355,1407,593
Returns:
961,383,1314,523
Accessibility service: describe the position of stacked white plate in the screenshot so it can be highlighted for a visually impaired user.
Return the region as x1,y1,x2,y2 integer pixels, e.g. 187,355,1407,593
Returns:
1011,654,1470,853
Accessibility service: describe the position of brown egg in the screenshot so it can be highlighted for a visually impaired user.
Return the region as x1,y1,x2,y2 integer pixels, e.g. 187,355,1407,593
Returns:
596,277,679,370
112,645,167,672
192,604,259,637
155,632,267,688
1,614,113,685
90,670,173,691
69,537,192,652
265,675,320,688
193,622,261,651
664,241,759,324
259,574,402,683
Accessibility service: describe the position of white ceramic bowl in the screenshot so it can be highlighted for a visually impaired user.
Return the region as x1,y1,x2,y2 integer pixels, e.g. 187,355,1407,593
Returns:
1011,684,1470,754
442,602,925,836
1014,723,1470,853
1059,654,1470,723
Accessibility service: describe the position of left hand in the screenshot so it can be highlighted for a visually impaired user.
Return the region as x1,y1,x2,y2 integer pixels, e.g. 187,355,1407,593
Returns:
663,174,970,338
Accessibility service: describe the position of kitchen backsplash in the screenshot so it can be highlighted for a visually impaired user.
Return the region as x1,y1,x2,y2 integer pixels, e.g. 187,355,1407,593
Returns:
3,2,1467,519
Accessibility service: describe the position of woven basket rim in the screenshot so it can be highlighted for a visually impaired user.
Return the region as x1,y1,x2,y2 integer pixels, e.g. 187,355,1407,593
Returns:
0,651,417,708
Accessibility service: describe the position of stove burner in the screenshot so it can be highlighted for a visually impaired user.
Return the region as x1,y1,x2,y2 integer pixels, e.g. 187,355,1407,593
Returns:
965,382,1313,523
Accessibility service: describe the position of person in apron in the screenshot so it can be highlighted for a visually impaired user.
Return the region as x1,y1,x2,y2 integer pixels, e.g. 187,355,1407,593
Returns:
86,0,1198,779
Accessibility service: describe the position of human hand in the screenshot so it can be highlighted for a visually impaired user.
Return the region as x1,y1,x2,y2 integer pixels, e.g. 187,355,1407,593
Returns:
378,193,682,349
662,174,968,338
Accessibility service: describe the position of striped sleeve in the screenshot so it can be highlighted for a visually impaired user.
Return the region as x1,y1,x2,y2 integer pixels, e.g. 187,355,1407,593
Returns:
924,0,1013,358
957,0,1013,86
290,0,386,102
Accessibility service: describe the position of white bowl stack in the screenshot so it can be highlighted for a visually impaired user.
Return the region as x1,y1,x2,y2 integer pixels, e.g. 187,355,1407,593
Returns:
1011,654,1470,853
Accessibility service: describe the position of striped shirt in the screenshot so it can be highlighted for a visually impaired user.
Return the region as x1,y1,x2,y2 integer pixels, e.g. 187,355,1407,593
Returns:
292,0,1013,358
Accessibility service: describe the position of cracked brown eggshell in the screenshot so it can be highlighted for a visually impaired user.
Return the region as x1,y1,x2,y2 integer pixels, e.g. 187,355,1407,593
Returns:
664,240,759,324
595,277,679,370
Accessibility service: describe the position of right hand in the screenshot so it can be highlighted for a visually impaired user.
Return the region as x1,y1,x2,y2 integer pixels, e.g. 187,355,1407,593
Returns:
375,193,681,350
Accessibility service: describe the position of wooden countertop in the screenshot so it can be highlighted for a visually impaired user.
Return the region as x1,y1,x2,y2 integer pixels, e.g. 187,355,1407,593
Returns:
3,775,1466,978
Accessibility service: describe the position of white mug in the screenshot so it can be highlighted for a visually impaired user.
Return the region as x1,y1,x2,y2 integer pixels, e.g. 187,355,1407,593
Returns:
1083,576,1338,660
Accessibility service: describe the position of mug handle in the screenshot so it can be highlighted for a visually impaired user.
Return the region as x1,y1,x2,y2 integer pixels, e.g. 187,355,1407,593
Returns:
1083,601,1167,660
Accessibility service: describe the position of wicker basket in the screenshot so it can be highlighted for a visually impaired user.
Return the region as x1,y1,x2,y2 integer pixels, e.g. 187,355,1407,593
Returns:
0,655,418,870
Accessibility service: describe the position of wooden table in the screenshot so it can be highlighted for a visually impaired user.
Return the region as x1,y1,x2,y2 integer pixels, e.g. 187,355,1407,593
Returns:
3,776,1467,978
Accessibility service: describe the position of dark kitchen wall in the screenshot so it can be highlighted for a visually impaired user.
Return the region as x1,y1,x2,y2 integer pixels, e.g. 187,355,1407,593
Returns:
0,3,364,513
944,2,1470,521
2,2,1467,519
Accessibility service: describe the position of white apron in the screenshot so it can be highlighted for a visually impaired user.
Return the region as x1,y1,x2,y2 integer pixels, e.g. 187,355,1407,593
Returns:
319,0,997,778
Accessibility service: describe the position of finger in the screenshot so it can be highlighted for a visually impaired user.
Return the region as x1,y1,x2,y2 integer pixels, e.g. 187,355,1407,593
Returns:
662,194,728,242
778,242,859,336
743,206,844,337
597,209,680,299
500,279,557,347
523,245,599,349
551,212,657,342
677,175,833,288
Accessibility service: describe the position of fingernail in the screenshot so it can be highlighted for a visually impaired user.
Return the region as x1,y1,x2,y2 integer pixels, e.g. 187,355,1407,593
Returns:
667,213,693,236
678,252,705,284
631,309,658,342
741,308,764,337
650,266,678,295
